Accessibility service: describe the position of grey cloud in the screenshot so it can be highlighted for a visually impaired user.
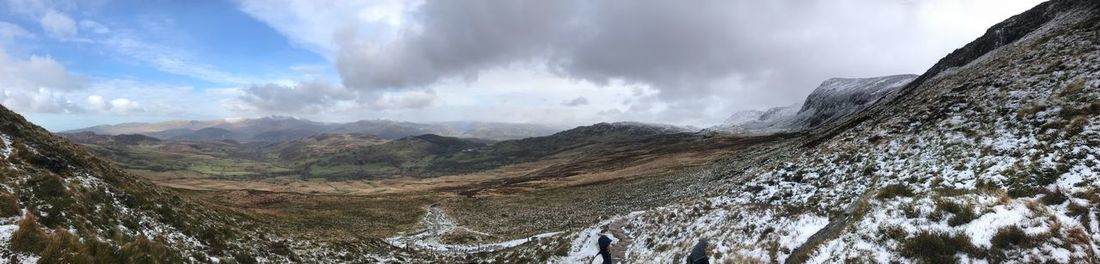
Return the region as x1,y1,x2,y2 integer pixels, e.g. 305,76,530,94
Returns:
367,90,437,110
336,0,572,90
329,0,1038,124
234,80,439,114
562,96,588,107
236,80,354,114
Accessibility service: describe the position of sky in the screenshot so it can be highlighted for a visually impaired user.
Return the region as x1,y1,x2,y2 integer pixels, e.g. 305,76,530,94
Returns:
0,0,1047,131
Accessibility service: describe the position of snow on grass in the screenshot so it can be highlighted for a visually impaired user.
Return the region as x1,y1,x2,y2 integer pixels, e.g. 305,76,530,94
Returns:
964,202,1034,248
0,133,12,160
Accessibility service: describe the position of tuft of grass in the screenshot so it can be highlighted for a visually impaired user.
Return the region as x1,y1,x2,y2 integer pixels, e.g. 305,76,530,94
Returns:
876,184,915,199
1067,203,1091,230
899,231,975,264
0,193,20,217
990,225,1034,250
10,212,48,253
879,225,907,242
1041,190,1068,205
38,228,95,263
118,236,186,263
935,199,978,227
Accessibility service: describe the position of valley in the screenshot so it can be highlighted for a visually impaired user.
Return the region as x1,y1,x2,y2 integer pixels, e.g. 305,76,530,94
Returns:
1,0,1098,263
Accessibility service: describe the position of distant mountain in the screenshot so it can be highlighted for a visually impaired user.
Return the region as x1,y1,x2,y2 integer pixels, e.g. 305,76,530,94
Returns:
712,74,917,134
719,105,801,132
298,121,694,179
63,131,162,145
67,117,562,142
67,120,696,181
268,133,389,161
554,122,692,138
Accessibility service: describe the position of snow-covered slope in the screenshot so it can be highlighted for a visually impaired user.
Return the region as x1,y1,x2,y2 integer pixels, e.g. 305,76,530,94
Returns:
794,74,917,128
549,0,1100,263
717,105,801,134
713,74,916,135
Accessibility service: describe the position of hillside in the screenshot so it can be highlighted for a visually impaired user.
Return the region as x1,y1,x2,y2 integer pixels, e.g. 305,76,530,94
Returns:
542,0,1100,262
0,105,299,262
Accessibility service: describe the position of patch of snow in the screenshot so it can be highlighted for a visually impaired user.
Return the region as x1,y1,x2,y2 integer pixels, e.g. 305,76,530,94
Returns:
0,133,12,159
965,202,1033,248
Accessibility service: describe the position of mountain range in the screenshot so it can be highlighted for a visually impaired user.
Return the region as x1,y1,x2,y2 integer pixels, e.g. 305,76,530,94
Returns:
66,117,566,142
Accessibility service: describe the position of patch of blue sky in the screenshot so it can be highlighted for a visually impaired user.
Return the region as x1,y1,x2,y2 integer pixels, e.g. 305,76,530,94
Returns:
3,0,328,90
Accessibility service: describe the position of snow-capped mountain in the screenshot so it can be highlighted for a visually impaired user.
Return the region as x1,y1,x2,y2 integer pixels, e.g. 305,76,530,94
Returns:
795,74,918,128
716,105,802,134
713,74,917,135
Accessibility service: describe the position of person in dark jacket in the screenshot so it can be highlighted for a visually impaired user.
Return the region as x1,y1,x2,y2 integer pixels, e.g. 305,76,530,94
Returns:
686,238,709,264
597,235,613,263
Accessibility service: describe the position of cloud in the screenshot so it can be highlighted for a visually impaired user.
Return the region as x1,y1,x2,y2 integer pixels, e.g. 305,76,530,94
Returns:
0,48,86,113
237,0,417,57
228,78,442,115
368,89,436,110
86,95,142,114
231,80,355,114
243,0,1044,126
39,9,77,38
78,19,109,34
0,48,197,116
101,35,252,85
562,97,588,107
1,0,72,17
0,22,31,42
334,0,570,90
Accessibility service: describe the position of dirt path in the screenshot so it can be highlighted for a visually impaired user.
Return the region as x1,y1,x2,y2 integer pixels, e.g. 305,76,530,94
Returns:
607,219,632,261
784,176,879,264
385,205,562,254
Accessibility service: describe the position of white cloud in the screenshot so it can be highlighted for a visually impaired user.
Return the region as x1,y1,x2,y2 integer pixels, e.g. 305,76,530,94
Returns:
0,21,31,44
2,0,65,17
0,46,221,117
85,95,143,114
39,9,77,39
237,0,418,57
86,94,104,108
78,19,109,34
0,48,86,113
102,35,252,85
